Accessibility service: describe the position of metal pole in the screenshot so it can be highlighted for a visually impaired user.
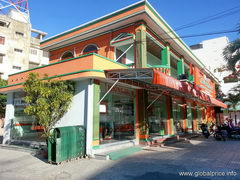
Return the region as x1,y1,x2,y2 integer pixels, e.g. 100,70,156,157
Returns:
97,79,119,105
116,44,134,62
147,91,165,109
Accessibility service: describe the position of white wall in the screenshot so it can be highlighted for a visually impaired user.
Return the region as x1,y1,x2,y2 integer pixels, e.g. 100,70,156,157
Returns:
191,36,238,95
3,92,14,144
55,80,90,127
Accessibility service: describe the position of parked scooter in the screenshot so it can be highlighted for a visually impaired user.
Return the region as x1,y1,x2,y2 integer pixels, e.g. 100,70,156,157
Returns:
214,125,227,141
200,123,210,139
214,124,240,141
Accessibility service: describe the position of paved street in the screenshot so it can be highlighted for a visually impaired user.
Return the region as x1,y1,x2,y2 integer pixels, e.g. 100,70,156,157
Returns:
0,137,240,180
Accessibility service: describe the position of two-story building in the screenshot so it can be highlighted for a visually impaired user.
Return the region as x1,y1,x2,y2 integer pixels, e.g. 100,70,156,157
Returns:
0,1,226,156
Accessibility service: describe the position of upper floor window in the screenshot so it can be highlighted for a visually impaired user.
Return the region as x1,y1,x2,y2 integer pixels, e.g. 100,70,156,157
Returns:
0,36,5,45
0,21,7,27
16,32,24,36
29,62,39,69
190,44,203,50
12,66,21,70
30,48,38,55
42,51,49,58
82,44,98,54
61,51,74,60
14,48,23,53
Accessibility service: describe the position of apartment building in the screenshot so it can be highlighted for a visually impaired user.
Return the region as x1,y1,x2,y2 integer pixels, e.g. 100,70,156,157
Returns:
190,36,237,95
0,9,48,79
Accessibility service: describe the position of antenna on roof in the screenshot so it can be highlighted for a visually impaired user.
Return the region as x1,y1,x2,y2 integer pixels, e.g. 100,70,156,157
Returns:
0,0,30,23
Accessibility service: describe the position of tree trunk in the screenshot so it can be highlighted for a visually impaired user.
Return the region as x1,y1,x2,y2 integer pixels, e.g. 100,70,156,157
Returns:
235,111,237,125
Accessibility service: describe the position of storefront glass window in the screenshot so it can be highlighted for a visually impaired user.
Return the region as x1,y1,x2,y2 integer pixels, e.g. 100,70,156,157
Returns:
187,103,193,130
148,93,167,136
11,92,44,141
172,98,185,134
100,83,135,144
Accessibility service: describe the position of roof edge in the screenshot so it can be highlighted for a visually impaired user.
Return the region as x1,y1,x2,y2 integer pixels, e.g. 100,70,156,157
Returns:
41,0,146,45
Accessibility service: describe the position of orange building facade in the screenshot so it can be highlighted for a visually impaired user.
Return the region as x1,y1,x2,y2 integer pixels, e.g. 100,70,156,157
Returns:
1,1,226,155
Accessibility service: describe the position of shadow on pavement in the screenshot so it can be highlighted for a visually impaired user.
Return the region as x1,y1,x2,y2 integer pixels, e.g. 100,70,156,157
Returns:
87,137,240,180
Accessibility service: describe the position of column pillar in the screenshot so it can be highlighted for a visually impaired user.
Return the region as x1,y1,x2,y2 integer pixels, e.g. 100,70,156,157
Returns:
166,95,174,135
3,92,14,144
192,103,198,132
92,83,100,149
161,46,170,67
135,22,147,68
177,57,185,75
136,89,148,142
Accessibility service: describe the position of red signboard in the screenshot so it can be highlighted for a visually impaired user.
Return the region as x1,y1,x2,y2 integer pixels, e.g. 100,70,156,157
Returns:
152,69,227,108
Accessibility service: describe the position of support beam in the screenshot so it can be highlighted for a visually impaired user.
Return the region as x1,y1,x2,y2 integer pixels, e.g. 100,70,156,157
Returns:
97,79,119,105
3,92,14,144
92,83,100,148
177,57,185,75
135,23,147,68
136,89,148,142
161,46,170,67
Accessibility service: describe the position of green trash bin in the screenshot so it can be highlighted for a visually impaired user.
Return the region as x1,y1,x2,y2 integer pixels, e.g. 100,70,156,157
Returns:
159,129,165,136
48,126,86,164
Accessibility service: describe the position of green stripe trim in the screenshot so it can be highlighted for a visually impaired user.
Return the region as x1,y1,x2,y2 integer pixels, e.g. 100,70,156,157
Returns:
0,69,104,89
41,1,146,44
0,82,23,89
9,53,96,76
9,53,128,77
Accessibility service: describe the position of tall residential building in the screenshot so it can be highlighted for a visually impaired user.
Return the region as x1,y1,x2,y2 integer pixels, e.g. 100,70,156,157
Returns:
190,36,237,94
0,9,49,80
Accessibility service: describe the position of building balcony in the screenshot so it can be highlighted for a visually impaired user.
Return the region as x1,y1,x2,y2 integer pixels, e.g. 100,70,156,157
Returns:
29,54,41,64
0,63,7,73
6,53,128,87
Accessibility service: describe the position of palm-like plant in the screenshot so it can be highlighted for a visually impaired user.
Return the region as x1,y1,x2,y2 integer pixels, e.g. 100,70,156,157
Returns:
223,38,240,73
224,88,240,125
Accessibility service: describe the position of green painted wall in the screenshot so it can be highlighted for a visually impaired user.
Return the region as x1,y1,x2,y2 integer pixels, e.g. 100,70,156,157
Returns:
177,58,185,75
93,84,100,142
161,46,170,67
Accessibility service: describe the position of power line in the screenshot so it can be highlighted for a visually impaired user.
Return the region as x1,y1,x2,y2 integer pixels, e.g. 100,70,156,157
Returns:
157,4,240,38
174,5,240,31
164,29,239,40
141,29,238,43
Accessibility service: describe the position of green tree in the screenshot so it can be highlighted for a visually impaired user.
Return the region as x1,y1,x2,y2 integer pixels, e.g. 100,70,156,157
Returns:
223,38,240,73
23,73,74,139
0,79,7,118
224,85,240,125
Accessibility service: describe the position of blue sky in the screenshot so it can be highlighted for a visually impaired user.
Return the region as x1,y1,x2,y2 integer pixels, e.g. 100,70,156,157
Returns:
29,0,239,45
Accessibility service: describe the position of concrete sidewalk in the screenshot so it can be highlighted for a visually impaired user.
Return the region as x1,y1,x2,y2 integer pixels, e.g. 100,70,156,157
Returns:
0,137,240,180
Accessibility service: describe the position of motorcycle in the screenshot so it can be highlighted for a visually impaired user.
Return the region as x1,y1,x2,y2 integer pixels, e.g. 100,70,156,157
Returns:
214,124,240,141
200,123,210,139
214,126,227,141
